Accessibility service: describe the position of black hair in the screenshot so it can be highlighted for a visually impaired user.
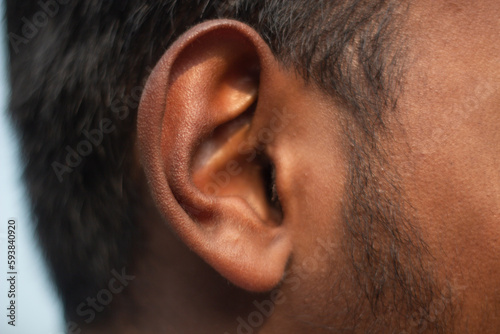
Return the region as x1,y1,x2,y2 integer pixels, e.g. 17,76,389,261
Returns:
5,0,407,323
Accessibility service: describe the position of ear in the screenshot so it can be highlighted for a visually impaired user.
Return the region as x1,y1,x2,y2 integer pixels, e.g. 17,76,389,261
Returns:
137,19,292,292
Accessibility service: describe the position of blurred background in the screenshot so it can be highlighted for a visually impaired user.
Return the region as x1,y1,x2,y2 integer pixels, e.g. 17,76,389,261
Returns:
0,0,65,333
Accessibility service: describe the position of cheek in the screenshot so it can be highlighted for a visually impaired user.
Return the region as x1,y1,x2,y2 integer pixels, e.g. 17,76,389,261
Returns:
395,0,500,264
394,83,500,334
392,28,500,298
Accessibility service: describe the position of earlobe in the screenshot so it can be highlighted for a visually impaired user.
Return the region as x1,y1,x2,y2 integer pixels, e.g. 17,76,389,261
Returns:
137,20,292,292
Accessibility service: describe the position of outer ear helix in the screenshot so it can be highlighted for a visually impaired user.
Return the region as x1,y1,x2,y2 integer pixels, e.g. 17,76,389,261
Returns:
137,19,293,292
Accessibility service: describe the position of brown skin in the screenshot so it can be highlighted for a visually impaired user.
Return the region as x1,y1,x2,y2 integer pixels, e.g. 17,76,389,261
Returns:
88,1,500,333
396,1,500,332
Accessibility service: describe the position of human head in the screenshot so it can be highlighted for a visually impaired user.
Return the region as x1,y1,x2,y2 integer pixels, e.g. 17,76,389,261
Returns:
5,0,500,333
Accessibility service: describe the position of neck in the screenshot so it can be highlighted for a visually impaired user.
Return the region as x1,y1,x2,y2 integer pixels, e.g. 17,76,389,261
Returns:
82,204,259,334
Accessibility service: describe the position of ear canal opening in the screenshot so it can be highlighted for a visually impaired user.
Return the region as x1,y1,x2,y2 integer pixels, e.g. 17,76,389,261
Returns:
259,153,283,225
191,96,285,227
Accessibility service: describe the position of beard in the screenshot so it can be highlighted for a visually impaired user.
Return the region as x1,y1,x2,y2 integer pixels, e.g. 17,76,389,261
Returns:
331,131,455,333
262,127,458,334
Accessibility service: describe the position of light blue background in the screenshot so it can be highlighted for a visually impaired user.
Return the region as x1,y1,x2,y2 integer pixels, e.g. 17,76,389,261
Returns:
0,0,65,333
